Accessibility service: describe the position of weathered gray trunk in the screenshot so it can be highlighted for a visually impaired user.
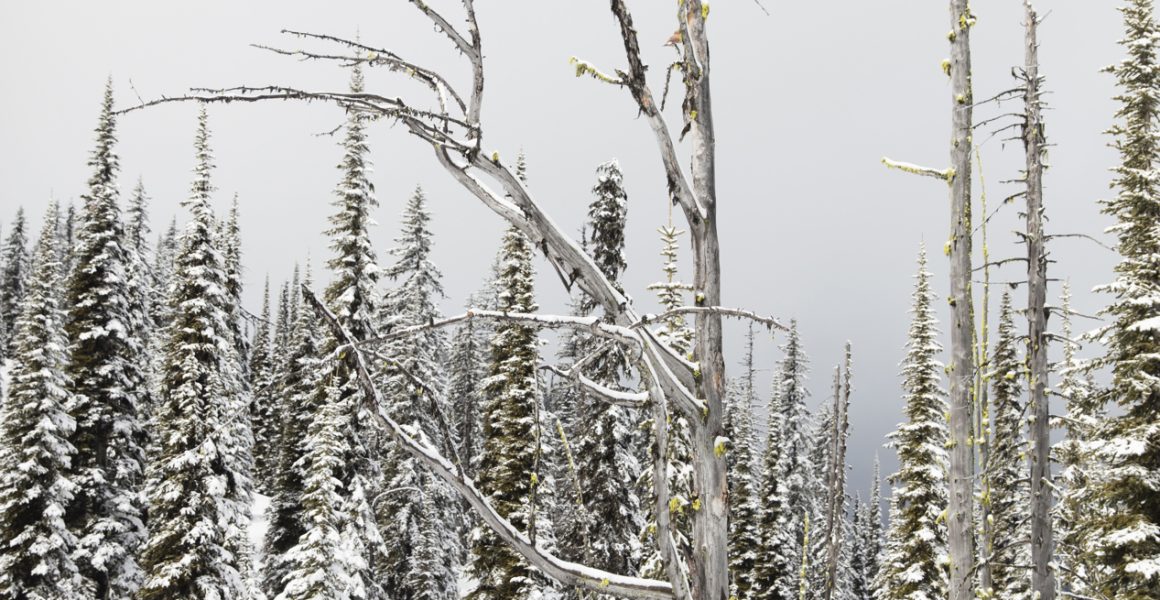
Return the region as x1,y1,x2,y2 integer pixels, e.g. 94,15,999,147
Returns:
947,1,977,598
976,186,994,594
1023,3,1055,598
823,344,851,600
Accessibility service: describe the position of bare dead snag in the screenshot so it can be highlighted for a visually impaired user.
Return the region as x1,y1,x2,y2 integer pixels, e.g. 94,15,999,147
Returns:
1021,4,1056,598
882,3,978,597
118,1,765,597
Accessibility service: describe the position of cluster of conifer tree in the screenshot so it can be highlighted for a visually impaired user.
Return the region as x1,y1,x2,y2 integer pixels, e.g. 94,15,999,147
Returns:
1,1,1159,599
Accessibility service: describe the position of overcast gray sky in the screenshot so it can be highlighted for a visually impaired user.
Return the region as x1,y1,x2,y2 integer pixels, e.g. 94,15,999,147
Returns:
0,1,1124,496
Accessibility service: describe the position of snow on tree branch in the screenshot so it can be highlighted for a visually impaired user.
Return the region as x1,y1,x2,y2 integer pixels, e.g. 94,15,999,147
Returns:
300,286,676,599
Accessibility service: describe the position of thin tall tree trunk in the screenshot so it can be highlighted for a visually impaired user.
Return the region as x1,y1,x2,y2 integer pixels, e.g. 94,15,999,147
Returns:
1022,3,1055,598
975,148,994,594
947,1,978,598
823,344,851,600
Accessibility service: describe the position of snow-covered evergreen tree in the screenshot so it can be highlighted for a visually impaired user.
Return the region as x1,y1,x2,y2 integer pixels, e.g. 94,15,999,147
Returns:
755,320,812,600
448,291,489,476
553,159,642,593
1054,282,1103,595
219,197,258,596
850,458,884,600
279,65,388,600
137,107,243,600
250,276,277,491
638,218,696,583
0,202,82,599
63,80,148,599
150,217,179,334
59,202,77,283
468,222,546,600
379,185,463,600
1084,1,1160,596
873,247,948,600
0,206,29,356
985,292,1031,599
262,268,324,599
646,222,694,356
727,326,763,600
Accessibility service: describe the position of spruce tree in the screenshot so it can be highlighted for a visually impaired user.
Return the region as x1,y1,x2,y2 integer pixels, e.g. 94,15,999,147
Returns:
873,247,949,600
638,217,696,582
468,223,544,600
283,61,387,600
64,80,148,599
219,198,257,595
379,185,462,600
1054,282,1103,595
0,202,82,599
727,327,763,600
250,276,277,491
1084,1,1160,596
0,206,29,355
150,217,179,334
558,160,642,591
986,292,1031,599
262,268,324,599
137,107,243,600
60,202,77,284
448,291,489,476
755,320,812,600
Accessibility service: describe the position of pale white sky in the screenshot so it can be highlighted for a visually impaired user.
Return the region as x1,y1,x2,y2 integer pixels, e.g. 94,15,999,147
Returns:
0,0,1125,496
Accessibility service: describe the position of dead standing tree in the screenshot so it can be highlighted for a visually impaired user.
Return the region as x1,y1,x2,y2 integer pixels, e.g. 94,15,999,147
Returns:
1020,3,1055,598
882,1,978,598
124,2,784,599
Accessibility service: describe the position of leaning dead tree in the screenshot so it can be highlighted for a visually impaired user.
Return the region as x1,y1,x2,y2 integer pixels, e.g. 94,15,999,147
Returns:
125,2,783,599
882,1,978,598
1020,3,1055,598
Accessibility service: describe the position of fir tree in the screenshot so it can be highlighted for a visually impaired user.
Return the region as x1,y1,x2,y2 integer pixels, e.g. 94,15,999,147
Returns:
219,197,257,595
448,291,489,476
250,276,277,491
59,202,77,286
1054,282,1103,595
284,61,387,600
639,217,696,582
986,292,1031,599
137,107,243,600
0,206,29,355
1084,1,1160,595
468,223,544,600
262,268,323,599
150,218,179,334
379,185,462,600
873,247,949,600
727,326,763,600
755,320,812,600
0,202,82,599
647,221,694,356
63,80,148,599
558,160,642,592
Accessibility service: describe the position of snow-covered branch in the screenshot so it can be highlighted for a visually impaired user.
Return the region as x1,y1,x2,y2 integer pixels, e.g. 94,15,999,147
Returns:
542,364,649,408
302,287,675,600
636,306,789,333
881,157,955,183
357,308,644,353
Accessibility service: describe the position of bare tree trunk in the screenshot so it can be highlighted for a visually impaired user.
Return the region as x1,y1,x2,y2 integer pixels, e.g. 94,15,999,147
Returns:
124,2,766,597
823,344,852,600
975,148,995,594
947,1,978,598
1022,3,1055,598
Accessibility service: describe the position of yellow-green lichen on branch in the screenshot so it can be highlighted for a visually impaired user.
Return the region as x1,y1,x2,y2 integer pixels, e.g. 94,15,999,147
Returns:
568,57,621,84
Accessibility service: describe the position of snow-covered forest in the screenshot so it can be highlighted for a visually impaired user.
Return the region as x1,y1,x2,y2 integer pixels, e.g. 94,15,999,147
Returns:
0,1,1157,599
